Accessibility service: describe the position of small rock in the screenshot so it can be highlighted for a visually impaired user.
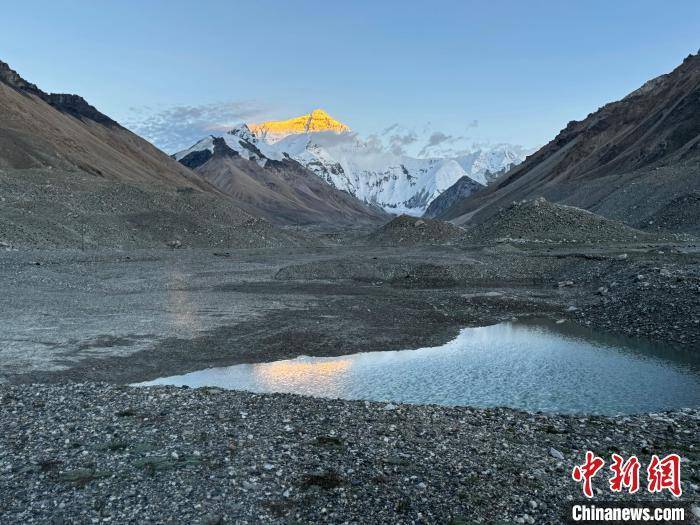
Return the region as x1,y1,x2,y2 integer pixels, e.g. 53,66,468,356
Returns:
549,447,564,460
202,513,224,525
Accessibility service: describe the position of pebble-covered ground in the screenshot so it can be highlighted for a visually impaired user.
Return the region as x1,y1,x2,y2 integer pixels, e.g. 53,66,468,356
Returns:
570,250,700,345
1,383,698,524
364,215,467,246
0,168,309,250
1,243,698,523
461,198,668,244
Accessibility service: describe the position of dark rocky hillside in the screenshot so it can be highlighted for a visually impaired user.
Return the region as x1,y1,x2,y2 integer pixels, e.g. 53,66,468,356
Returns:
439,53,700,235
0,60,304,248
0,60,211,189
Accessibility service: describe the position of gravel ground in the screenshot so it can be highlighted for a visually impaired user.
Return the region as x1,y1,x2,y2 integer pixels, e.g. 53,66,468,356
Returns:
1,243,697,386
461,198,668,244
642,192,700,235
364,215,467,246
1,383,698,524
568,250,700,344
0,168,309,250
1,243,698,524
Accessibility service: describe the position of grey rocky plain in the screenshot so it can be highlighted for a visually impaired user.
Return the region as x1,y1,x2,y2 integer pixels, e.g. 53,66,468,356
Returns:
1,383,698,524
1,237,699,523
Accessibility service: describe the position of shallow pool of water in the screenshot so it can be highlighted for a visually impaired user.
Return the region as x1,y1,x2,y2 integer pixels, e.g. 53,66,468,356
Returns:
137,320,700,414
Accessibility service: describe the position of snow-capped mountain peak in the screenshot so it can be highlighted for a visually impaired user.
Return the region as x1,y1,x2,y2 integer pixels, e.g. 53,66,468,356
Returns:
227,123,257,142
173,135,216,161
174,111,530,215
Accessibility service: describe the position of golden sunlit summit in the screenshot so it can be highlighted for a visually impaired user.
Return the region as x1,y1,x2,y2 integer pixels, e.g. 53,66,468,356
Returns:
249,109,350,141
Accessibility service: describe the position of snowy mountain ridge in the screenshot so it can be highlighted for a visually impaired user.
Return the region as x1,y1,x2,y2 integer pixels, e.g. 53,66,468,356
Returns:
174,111,530,215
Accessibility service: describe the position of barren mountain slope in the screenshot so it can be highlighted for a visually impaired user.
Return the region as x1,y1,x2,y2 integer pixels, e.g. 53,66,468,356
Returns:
439,53,700,234
0,60,303,248
0,61,213,191
0,168,307,249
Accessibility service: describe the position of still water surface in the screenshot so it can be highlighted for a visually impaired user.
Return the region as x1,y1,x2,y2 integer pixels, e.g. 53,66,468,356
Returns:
138,320,700,414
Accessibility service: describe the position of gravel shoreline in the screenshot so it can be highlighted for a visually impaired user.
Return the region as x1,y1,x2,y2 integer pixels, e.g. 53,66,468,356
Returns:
1,383,698,524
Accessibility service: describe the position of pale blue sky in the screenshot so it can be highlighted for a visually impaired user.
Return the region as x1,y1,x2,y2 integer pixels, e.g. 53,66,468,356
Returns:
2,1,698,154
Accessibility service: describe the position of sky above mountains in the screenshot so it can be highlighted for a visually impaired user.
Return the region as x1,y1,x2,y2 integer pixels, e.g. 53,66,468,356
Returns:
2,0,698,155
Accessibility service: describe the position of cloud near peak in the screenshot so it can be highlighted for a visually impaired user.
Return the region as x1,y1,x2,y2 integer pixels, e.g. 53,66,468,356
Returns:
125,100,269,153
418,131,465,157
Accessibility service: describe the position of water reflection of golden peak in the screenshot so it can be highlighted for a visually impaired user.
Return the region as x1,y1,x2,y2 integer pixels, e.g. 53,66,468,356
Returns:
258,359,351,377
166,269,199,335
253,358,352,391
